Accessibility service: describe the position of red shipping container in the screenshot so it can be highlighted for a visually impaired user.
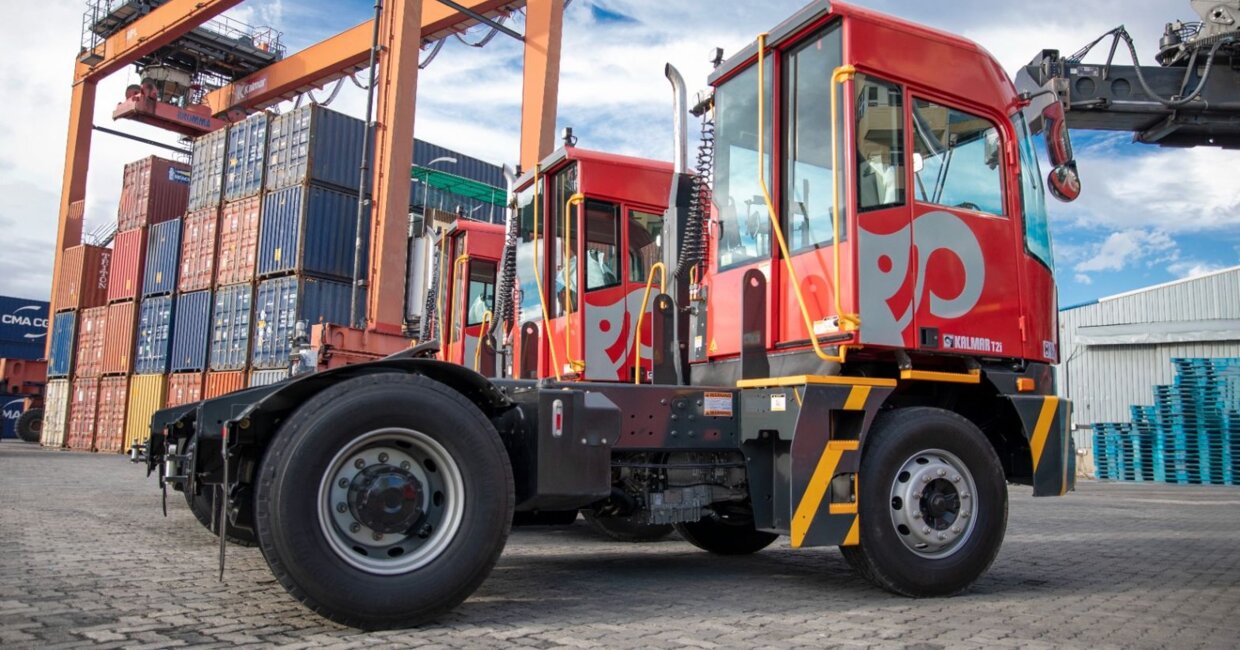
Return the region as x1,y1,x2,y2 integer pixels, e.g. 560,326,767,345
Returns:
55,245,111,313
102,301,137,375
67,376,100,451
217,196,261,285
180,207,220,292
117,156,191,231
166,372,204,408
204,370,245,399
95,376,129,453
74,307,108,378
108,228,147,303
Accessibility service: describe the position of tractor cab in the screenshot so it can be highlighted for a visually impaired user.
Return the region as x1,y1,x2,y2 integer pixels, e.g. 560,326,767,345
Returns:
509,147,673,382
437,219,505,373
690,0,1079,384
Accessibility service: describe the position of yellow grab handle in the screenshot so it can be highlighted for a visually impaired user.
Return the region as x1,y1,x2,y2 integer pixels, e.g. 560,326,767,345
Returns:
632,262,667,384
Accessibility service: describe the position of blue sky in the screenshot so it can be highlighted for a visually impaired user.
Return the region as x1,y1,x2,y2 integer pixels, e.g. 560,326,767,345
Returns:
0,0,1236,306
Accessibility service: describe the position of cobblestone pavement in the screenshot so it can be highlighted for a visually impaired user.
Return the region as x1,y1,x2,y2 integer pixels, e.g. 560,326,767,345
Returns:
2,441,1239,649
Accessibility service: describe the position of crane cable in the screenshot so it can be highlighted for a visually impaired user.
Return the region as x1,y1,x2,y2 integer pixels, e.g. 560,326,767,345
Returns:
1069,26,1234,108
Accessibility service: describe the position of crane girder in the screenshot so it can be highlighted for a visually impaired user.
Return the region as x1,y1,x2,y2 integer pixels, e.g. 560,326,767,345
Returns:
75,0,244,82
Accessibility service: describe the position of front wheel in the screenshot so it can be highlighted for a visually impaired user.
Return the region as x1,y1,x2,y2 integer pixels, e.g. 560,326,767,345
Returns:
255,373,514,629
674,512,777,555
15,408,42,443
840,407,1007,596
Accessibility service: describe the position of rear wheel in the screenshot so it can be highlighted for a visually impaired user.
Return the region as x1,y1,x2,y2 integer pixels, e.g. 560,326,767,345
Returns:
15,408,42,443
255,373,513,629
674,511,777,555
582,511,674,542
840,407,1007,596
185,484,259,547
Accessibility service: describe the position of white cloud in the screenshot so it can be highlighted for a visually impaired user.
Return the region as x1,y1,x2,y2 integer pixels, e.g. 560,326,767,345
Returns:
1167,260,1230,280
1073,273,1093,286
1074,229,1176,274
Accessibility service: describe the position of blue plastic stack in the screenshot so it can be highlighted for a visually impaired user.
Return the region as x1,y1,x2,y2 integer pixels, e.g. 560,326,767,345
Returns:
1091,358,1239,485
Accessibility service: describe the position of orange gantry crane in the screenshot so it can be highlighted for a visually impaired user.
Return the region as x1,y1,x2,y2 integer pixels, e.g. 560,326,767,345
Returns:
51,0,566,353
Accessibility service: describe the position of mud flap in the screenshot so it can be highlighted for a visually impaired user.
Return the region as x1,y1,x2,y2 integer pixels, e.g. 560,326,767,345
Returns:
1008,395,1075,496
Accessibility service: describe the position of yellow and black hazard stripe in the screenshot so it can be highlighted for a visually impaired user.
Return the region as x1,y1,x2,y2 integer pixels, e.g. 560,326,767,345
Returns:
1010,395,1074,496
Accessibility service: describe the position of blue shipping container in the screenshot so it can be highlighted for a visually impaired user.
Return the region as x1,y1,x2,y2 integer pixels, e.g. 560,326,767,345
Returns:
188,128,228,211
143,218,182,297
258,184,366,280
135,295,175,374
225,112,269,201
252,276,354,369
170,290,212,372
0,295,50,346
211,284,252,371
47,312,76,378
1,393,26,439
266,105,366,193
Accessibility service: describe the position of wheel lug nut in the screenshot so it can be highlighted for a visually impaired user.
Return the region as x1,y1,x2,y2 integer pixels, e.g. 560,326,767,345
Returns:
912,512,922,519
962,511,971,519
336,502,347,513
961,493,970,499
953,475,961,482
922,476,931,483
922,527,931,535
350,523,361,533
378,452,389,463
354,458,365,469
938,533,947,540
937,469,946,477
372,532,383,541
400,461,411,470
338,478,348,488
952,526,961,533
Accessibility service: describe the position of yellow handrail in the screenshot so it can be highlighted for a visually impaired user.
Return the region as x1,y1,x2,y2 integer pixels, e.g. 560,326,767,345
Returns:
632,261,666,384
446,254,469,349
562,192,586,374
473,310,493,371
754,33,856,366
530,168,562,381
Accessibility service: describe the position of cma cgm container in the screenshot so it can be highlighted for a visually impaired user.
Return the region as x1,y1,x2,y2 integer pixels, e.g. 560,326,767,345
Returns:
210,283,252,371
252,276,353,369
224,112,268,201
0,295,50,361
102,300,136,375
47,312,76,378
204,370,245,398
134,295,175,375
265,105,365,193
117,156,190,231
188,128,228,211
124,374,165,452
166,372,203,408
108,228,147,303
67,376,100,451
170,290,211,372
143,218,182,297
258,184,364,280
55,245,111,312
217,197,261,285
179,207,220,292
74,306,108,378
250,368,290,387
95,376,128,453
42,379,70,448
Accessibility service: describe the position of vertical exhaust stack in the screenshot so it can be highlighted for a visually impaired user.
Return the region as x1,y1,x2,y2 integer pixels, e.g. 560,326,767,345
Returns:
662,64,693,384
491,164,521,375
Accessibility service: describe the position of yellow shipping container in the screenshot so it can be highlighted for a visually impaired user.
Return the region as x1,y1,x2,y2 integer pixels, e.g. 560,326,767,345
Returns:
124,374,167,452
42,379,71,448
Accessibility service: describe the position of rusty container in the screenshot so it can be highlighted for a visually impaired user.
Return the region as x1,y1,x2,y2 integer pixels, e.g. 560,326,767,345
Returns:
117,156,191,231
54,245,111,313
108,227,147,303
42,379,71,448
95,376,129,453
124,374,166,452
179,207,220,292
204,370,245,399
67,377,100,451
217,196,262,286
74,306,108,379
166,372,204,408
102,301,136,375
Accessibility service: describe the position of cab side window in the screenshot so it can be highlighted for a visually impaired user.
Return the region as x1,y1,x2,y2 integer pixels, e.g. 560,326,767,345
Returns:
856,75,906,211
911,99,1005,216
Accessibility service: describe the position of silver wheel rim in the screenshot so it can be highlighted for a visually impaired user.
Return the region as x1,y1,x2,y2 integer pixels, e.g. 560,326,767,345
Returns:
888,448,978,559
317,428,465,575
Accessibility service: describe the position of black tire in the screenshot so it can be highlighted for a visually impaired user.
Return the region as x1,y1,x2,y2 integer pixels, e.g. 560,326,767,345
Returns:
582,511,674,542
840,407,1007,597
15,408,42,443
184,484,259,547
255,373,513,629
674,515,778,555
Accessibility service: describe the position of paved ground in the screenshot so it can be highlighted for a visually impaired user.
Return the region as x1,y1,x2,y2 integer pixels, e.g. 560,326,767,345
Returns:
2,441,1238,649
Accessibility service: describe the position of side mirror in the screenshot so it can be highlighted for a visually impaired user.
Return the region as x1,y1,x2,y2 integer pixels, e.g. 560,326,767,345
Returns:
1042,101,1073,167
1047,161,1081,202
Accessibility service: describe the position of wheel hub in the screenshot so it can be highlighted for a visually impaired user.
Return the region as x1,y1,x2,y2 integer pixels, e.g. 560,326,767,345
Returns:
348,465,424,534
889,449,978,559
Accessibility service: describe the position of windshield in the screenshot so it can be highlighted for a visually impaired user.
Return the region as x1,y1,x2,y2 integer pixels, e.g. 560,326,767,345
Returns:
1013,112,1054,268
515,181,541,325
713,59,773,271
